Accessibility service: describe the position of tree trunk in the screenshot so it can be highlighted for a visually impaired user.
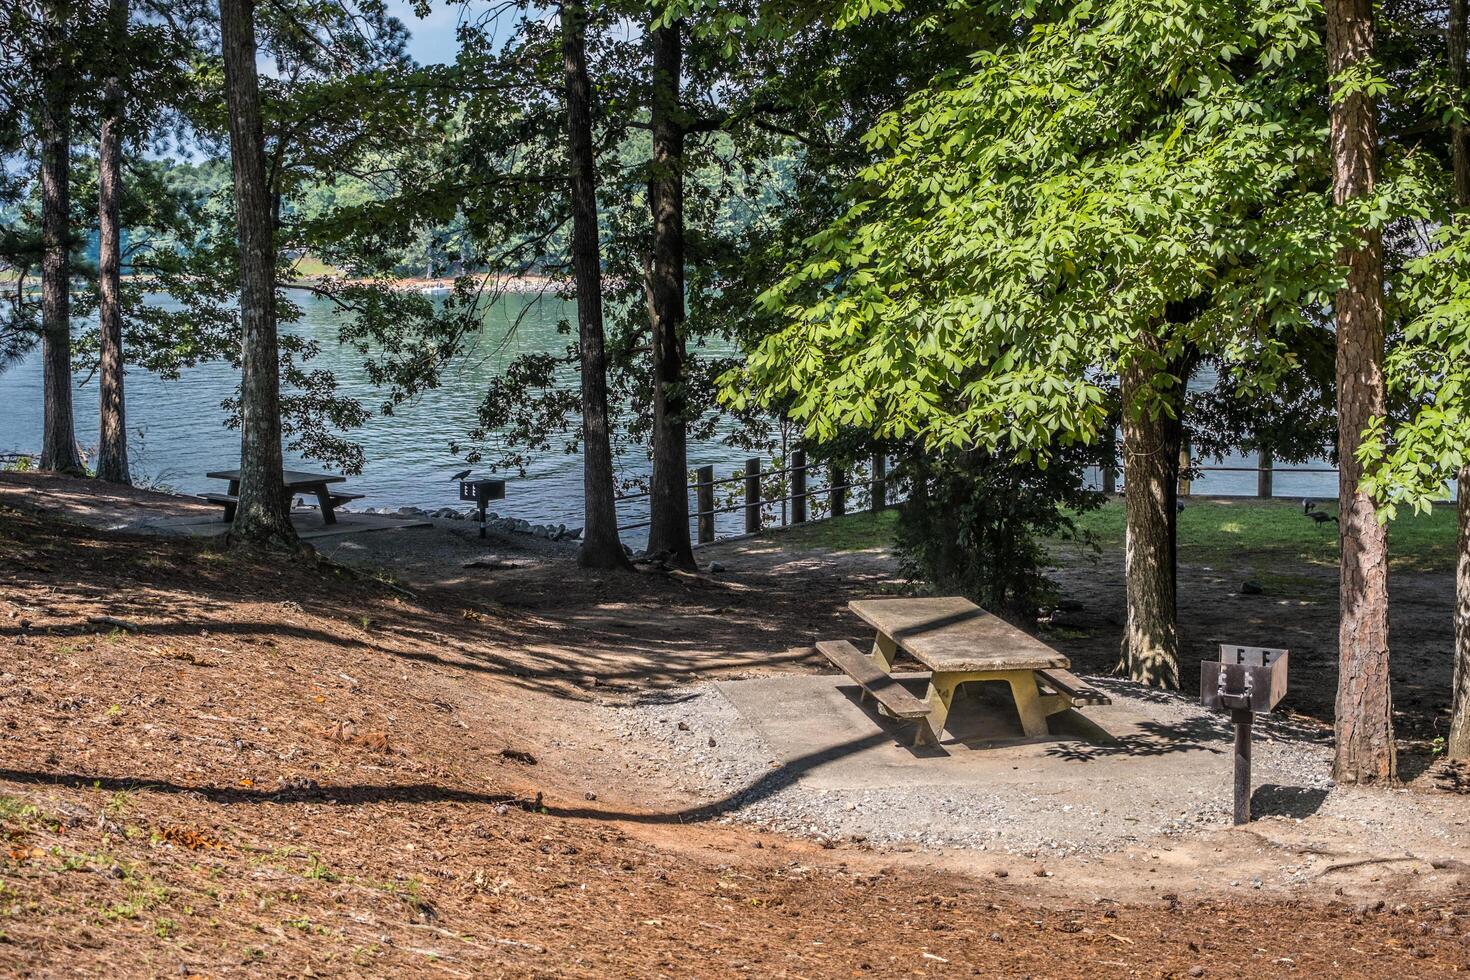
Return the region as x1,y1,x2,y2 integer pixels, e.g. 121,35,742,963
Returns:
1451,468,1470,757
563,0,630,570
643,21,695,570
1445,0,1470,761
1326,0,1395,783
1118,342,1182,688
220,0,295,548
39,0,82,475
95,0,130,485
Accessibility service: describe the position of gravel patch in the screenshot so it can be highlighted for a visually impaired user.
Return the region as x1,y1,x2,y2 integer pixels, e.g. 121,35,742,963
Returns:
601,679,1340,856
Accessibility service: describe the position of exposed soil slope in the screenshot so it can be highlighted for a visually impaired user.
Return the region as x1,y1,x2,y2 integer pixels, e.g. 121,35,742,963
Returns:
0,483,1467,976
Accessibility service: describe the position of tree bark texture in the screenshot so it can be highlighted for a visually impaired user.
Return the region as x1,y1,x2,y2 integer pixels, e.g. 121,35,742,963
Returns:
1326,0,1395,783
95,0,130,485
563,0,630,570
220,0,295,547
1118,341,1183,689
1446,0,1470,761
643,21,695,570
1451,467,1470,757
39,0,83,475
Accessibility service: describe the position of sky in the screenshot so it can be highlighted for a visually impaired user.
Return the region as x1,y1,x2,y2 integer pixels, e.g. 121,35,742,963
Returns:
384,1,496,65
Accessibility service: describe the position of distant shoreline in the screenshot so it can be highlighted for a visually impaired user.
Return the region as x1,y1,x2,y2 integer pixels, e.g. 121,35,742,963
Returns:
0,270,564,297
287,271,562,296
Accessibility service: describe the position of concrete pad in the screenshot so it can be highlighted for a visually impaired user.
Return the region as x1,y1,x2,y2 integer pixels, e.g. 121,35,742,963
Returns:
714,672,1222,793
145,510,432,540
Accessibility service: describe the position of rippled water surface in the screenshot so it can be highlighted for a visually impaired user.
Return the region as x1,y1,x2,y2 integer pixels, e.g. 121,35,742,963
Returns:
0,293,1389,543
0,292,758,539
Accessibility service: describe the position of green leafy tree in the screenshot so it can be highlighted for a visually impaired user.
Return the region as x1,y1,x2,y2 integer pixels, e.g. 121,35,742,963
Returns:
896,446,1100,618
1358,0,1470,767
732,0,1360,688
1362,221,1470,757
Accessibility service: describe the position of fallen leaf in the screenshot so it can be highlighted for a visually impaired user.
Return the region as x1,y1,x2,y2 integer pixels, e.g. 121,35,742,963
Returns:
159,824,222,851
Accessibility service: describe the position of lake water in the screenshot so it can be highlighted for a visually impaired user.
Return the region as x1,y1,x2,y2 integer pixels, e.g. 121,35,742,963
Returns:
0,292,1413,545
0,292,761,543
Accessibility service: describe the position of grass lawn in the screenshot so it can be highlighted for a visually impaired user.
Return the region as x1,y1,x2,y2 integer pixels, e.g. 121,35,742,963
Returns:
288,254,339,278
1069,497,1459,574
774,508,900,551
772,496,1460,574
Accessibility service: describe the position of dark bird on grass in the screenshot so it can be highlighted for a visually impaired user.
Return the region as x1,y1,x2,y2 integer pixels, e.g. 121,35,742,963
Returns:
1302,498,1316,514
1307,510,1338,527
450,468,472,481
1176,499,1186,514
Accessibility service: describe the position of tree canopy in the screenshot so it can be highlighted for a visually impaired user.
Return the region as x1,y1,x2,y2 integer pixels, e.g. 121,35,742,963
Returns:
731,0,1428,459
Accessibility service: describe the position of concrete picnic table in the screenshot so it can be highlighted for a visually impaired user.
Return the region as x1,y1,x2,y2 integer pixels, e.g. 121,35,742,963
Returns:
204,468,354,525
818,596,1109,746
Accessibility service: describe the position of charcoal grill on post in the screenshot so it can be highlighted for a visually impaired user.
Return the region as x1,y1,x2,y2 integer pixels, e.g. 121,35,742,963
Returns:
458,478,506,538
1200,644,1288,825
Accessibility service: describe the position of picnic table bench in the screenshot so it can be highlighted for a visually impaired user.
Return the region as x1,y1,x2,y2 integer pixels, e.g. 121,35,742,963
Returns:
201,469,361,525
819,596,1109,746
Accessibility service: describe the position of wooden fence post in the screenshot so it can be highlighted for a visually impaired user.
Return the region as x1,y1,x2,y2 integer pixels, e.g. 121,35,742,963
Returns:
744,458,761,534
1257,445,1274,499
696,464,714,544
791,449,807,524
870,454,886,511
830,463,847,517
1178,443,1193,498
1102,430,1118,494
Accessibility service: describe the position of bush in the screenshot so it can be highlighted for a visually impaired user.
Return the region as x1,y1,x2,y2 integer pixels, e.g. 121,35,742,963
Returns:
895,448,1100,617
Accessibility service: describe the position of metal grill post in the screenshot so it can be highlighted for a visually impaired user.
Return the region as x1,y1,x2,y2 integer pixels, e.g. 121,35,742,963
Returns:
1257,445,1273,499
1232,708,1252,825
791,449,807,524
696,464,714,544
871,454,886,511
744,458,761,534
830,464,846,518
1201,645,1287,827
458,479,505,539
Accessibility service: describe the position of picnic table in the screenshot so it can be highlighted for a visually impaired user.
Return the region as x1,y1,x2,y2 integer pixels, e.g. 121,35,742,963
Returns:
818,596,1109,746
202,469,362,525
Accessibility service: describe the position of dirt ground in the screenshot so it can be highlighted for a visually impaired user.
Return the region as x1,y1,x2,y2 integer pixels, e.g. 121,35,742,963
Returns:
1044,540,1456,753
1,472,1469,977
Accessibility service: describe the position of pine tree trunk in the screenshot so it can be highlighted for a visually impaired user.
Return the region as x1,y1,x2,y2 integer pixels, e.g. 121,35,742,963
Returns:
39,0,82,475
220,0,295,548
1445,0,1470,761
1450,468,1470,757
1325,0,1395,783
1118,342,1181,688
643,21,695,570
95,0,130,485
563,0,630,570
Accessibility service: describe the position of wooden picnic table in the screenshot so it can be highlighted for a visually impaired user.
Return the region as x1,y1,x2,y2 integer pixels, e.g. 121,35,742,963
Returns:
204,468,355,525
819,596,1108,746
